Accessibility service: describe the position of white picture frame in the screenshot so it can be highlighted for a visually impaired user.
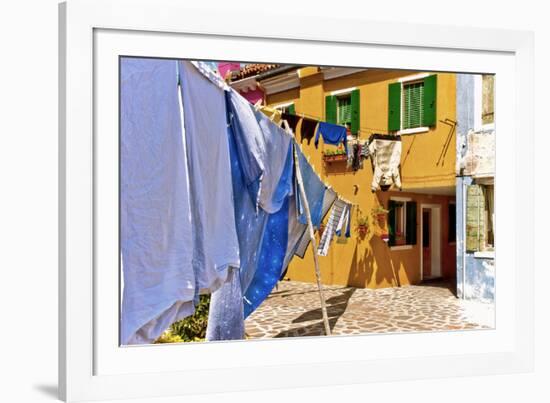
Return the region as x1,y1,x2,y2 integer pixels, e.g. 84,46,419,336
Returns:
59,0,534,401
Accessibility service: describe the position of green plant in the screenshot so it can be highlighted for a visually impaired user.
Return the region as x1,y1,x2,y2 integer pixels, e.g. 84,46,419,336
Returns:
356,216,369,226
323,148,346,157
155,331,184,344
168,294,211,342
372,205,389,215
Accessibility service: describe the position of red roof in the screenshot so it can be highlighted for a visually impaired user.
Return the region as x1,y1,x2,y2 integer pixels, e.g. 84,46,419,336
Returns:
232,64,280,81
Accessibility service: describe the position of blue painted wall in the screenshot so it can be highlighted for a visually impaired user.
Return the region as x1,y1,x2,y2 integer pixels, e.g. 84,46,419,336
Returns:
455,74,495,302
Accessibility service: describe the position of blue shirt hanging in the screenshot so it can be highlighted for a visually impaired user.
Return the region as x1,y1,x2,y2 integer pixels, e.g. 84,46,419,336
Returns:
314,121,348,153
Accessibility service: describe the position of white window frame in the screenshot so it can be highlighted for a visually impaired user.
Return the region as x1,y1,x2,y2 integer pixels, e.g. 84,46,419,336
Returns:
274,101,295,114
330,86,356,96
398,73,430,135
389,196,414,251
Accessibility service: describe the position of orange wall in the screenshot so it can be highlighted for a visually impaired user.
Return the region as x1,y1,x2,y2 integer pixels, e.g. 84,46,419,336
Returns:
267,68,457,288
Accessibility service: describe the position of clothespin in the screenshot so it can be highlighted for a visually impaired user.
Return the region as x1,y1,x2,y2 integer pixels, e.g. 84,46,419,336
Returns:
253,99,262,111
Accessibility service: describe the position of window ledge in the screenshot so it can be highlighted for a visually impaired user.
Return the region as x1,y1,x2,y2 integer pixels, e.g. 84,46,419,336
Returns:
390,245,413,251
398,127,429,135
474,251,495,259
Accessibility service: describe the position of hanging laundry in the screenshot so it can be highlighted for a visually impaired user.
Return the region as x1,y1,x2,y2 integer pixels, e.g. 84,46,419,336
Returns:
293,187,337,259
368,134,403,192
315,121,348,153
178,61,241,294
318,200,349,256
352,143,363,171
207,105,295,333
361,140,370,159
256,110,295,211
335,204,352,238
279,193,306,277
295,147,326,227
346,138,355,168
205,267,244,341
300,117,318,145
225,88,292,213
120,58,194,345
282,112,302,135
243,196,289,318
205,121,267,340
223,91,294,291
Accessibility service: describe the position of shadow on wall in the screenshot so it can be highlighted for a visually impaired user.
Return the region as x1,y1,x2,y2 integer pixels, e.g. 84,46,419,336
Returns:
346,235,412,288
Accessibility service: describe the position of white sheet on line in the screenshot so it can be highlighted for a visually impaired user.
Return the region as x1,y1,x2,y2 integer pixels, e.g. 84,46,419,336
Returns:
120,58,195,345
178,61,240,294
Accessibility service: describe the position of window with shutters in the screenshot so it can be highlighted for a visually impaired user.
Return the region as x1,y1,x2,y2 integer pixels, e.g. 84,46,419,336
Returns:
336,94,352,128
402,80,424,129
326,88,360,135
392,201,406,245
388,198,417,248
465,184,494,252
387,74,437,134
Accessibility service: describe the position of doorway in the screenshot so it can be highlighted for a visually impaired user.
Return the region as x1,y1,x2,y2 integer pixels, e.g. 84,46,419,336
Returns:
421,204,441,280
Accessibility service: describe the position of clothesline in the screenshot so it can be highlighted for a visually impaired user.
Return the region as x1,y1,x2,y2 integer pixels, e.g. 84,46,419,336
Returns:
291,129,358,208
288,110,391,136
238,85,358,208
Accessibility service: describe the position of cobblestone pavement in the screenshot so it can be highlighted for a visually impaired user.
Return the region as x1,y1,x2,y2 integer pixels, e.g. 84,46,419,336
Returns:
245,280,494,339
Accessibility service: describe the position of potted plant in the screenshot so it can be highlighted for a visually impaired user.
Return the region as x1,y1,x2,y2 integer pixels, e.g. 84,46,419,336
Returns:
322,147,347,163
356,216,369,238
372,205,389,226
318,223,326,237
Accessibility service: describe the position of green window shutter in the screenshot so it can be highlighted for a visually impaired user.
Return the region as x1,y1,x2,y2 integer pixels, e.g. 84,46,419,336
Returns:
351,89,360,134
388,82,401,131
325,95,337,124
465,185,485,252
288,103,295,115
388,200,397,246
422,74,437,126
406,201,417,245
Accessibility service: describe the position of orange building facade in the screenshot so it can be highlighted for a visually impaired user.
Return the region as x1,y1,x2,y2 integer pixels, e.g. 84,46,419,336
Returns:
230,65,458,289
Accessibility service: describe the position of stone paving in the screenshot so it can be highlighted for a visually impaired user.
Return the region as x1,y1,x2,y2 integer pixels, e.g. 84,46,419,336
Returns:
245,279,494,339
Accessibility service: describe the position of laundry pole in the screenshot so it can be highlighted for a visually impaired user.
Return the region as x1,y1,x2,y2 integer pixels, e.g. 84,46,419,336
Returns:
292,144,332,336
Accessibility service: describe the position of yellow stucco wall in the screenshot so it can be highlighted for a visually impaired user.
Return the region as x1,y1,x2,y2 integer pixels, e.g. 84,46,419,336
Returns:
266,68,457,288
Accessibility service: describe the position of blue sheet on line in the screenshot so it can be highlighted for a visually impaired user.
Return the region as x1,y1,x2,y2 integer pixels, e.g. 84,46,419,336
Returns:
225,88,292,214
314,121,348,153
213,109,292,322
242,146,293,318
243,196,289,318
296,147,326,227
225,90,294,293
205,267,244,341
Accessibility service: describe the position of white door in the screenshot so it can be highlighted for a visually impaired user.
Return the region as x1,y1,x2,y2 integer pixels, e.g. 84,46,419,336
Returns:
421,204,441,279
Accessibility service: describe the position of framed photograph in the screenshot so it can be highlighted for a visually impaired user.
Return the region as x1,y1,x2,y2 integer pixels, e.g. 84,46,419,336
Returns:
59,0,534,401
